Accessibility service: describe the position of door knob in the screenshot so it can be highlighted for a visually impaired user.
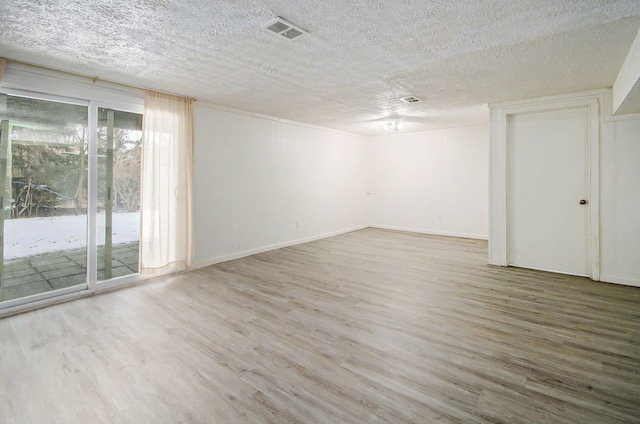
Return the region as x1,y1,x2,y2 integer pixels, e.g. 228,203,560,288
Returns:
579,199,588,205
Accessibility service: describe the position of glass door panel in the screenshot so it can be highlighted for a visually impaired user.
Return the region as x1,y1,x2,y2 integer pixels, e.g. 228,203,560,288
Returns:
96,107,142,281
0,94,88,302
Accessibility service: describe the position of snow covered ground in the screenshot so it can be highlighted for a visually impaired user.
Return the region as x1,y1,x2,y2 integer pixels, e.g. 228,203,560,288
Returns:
3,212,139,260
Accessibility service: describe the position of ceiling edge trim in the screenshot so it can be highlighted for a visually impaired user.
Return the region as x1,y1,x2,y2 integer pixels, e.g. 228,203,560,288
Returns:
369,123,489,139
194,100,368,138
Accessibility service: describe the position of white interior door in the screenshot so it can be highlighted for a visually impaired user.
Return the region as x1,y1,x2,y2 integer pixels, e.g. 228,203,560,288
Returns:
508,107,590,276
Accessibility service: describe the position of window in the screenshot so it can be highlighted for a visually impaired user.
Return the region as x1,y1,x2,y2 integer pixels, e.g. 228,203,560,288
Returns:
0,89,143,307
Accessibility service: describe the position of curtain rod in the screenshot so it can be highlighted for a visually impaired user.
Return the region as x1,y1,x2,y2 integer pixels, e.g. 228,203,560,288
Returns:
5,58,196,102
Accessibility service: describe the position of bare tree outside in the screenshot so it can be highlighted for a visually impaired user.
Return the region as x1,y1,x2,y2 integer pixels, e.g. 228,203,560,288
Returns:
114,157,141,212
97,126,141,213
10,123,88,218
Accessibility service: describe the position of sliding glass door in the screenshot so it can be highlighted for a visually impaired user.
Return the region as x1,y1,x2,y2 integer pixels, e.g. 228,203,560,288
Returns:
96,107,142,282
0,92,142,306
0,93,88,302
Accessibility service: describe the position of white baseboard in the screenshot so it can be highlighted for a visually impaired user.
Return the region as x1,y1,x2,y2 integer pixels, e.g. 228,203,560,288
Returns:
191,224,369,270
600,274,640,288
488,258,505,266
370,224,488,240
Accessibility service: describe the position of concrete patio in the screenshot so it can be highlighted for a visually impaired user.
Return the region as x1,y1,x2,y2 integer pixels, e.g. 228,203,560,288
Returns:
1,242,139,302
1,212,140,302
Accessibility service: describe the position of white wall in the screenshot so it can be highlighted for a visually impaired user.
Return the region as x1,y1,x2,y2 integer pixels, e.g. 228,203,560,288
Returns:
600,115,640,285
370,126,489,239
192,103,371,267
193,105,490,267
193,91,639,287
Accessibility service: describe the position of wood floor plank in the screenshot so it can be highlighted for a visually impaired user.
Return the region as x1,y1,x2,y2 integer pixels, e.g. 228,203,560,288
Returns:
1,228,639,423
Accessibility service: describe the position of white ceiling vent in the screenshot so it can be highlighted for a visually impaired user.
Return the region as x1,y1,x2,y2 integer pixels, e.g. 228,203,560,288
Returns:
264,17,308,41
400,96,423,103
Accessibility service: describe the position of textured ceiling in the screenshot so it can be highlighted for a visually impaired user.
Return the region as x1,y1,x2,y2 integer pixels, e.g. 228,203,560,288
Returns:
1,0,639,135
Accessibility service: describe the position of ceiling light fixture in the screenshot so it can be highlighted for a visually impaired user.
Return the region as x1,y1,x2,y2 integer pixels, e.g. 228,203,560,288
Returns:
383,119,403,132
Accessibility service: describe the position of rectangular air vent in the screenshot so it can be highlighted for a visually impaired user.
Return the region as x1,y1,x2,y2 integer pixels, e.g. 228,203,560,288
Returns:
264,17,308,41
401,96,423,103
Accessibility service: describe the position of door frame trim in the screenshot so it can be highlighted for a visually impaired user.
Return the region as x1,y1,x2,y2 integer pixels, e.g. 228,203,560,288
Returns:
489,94,600,280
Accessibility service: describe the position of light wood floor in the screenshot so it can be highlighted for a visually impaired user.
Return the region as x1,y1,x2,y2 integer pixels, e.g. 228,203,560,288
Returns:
1,228,639,423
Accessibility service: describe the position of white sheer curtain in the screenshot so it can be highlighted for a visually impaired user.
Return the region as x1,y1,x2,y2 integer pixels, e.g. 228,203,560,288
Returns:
140,91,194,274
